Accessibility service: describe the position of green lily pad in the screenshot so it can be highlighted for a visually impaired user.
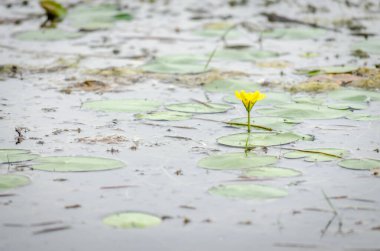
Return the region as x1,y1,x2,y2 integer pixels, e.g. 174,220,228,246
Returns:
103,212,161,229
352,39,380,54
243,167,302,178
32,156,125,172
68,4,132,30
14,29,82,41
227,117,300,131
320,65,358,74
292,95,325,105
135,111,192,121
204,79,259,93
327,102,367,110
338,158,380,170
256,103,350,120
212,49,279,61
262,28,326,40
284,148,348,162
209,184,288,200
0,149,38,164
165,102,232,114
197,152,277,170
329,89,380,103
0,174,30,191
345,113,380,121
217,132,307,147
224,91,291,105
140,55,208,74
82,99,161,113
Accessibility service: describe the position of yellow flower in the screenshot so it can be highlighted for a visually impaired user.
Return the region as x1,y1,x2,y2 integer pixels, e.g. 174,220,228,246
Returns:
235,90,266,112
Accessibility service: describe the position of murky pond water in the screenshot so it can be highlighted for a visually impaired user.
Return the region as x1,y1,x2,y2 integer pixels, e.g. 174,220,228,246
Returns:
1,0,380,250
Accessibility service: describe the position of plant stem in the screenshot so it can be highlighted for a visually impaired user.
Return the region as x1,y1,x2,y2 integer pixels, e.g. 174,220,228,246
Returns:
247,111,251,133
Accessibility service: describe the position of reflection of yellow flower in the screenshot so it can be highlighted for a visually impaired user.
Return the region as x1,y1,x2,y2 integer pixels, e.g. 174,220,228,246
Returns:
235,90,266,112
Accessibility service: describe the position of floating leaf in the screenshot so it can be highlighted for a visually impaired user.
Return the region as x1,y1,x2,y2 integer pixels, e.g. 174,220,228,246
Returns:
262,28,326,40
197,152,277,170
140,55,207,74
103,212,161,229
0,174,30,191
217,132,307,147
135,111,192,121
32,156,125,172
227,117,300,131
284,148,348,162
82,99,161,113
346,113,380,121
320,66,358,74
224,91,291,105
243,167,302,178
338,159,380,170
329,89,380,102
257,103,350,120
209,184,288,199
165,102,232,114
194,29,242,39
352,39,380,54
14,29,82,41
292,95,325,105
0,149,38,164
68,4,132,30
204,79,259,93
212,49,279,61
327,102,367,110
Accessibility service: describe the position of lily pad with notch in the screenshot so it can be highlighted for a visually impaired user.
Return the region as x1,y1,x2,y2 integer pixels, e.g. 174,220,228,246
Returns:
284,148,348,162
226,117,300,131
208,184,288,200
0,149,38,164
197,152,277,170
217,132,309,148
32,156,125,172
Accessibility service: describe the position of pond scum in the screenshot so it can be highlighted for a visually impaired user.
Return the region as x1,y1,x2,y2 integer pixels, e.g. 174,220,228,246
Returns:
0,0,380,250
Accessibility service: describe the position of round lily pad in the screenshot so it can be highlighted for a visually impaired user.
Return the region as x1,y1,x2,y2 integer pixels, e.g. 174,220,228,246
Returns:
224,91,291,105
292,95,325,105
227,117,300,131
262,28,326,40
329,89,380,102
319,65,358,74
217,132,307,147
243,167,302,178
345,113,380,121
82,99,161,113
103,212,161,229
284,148,348,162
204,79,259,93
135,111,192,121
14,29,82,41
209,184,288,200
140,55,208,74
351,39,380,54
32,156,125,172
165,102,232,114
68,4,132,30
0,149,38,164
327,102,367,110
338,158,380,170
197,152,277,170
0,174,30,191
256,103,350,120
